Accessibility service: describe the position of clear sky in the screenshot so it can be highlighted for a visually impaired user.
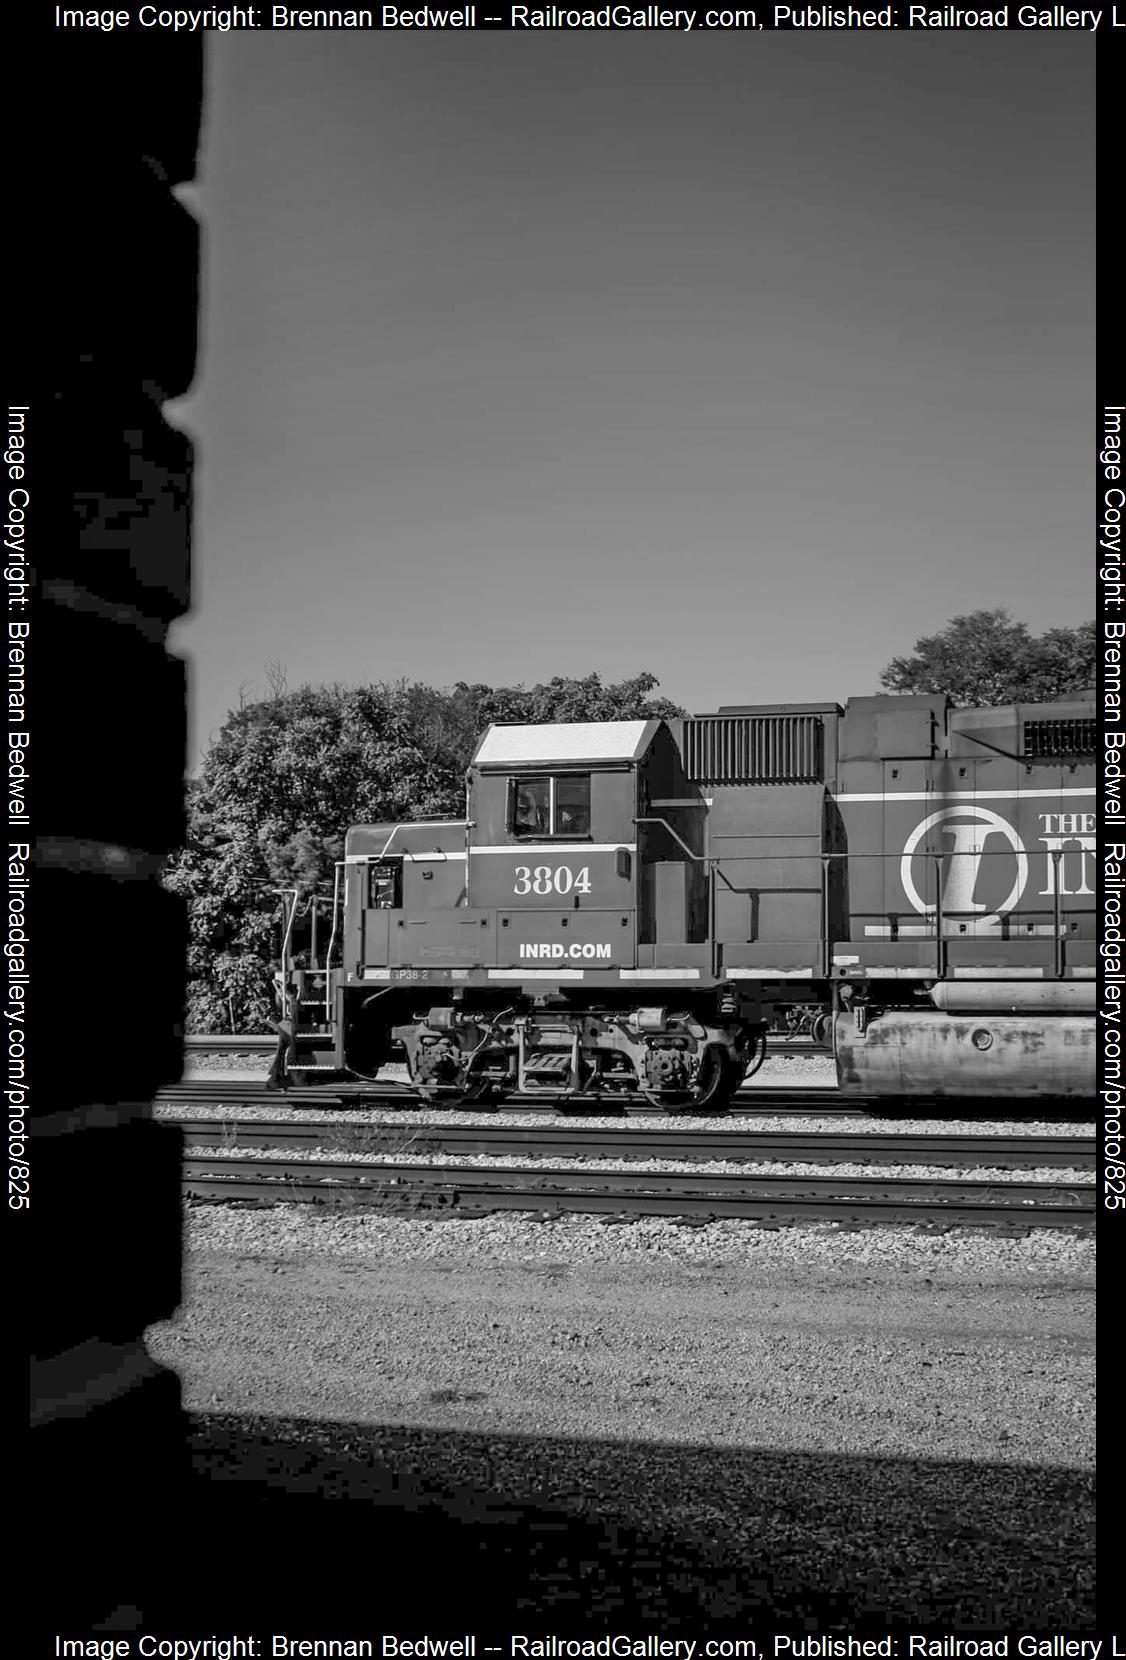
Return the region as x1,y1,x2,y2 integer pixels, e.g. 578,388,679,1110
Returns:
170,30,1095,762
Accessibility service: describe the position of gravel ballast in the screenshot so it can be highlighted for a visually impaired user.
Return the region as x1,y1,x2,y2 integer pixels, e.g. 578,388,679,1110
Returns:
163,1102,1096,1139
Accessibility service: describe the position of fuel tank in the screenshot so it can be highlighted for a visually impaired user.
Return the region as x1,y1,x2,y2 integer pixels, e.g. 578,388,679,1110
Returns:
834,1010,1095,1099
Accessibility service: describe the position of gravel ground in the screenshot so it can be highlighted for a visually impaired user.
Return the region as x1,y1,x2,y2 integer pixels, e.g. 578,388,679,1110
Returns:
163,1101,1097,1137
174,1200,1097,1277
146,1202,1095,1627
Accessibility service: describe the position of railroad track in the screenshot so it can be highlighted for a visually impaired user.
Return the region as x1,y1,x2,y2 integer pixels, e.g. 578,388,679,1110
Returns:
158,1079,849,1115
181,1154,1093,1229
169,1116,1095,1170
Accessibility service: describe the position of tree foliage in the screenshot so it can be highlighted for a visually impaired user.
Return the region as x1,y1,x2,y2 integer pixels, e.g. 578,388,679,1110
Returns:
878,610,1095,707
167,672,684,1033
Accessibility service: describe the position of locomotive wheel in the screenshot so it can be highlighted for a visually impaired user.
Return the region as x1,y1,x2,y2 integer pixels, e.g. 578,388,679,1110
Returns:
643,1047,739,1114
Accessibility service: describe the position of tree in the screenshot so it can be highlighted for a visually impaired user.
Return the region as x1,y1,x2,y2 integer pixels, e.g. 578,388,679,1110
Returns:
167,672,684,1032
878,610,1095,707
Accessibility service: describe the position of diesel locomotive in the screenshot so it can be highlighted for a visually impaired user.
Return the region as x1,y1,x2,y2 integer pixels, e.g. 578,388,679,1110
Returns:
275,691,1096,1105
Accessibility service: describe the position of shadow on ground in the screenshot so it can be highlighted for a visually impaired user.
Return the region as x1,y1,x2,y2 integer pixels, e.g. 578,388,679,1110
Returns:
67,1410,1094,1637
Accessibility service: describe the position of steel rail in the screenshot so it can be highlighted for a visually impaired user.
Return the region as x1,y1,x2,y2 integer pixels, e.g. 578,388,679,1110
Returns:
185,1035,279,1051
169,1117,1095,1169
160,1080,421,1103
155,1080,1097,1122
181,1155,1093,1228
183,1034,833,1057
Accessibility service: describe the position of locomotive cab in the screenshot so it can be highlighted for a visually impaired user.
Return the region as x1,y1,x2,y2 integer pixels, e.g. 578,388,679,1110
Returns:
465,718,710,970
465,719,648,968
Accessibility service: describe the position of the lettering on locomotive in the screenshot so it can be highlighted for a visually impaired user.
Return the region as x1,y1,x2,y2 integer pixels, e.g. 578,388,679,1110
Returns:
519,943,613,960
273,693,1096,1106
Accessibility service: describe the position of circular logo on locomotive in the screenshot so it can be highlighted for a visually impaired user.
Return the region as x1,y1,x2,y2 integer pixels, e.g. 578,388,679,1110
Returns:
900,806,1028,929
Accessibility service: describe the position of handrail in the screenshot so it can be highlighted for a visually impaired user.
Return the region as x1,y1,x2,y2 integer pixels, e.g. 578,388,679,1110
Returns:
626,825,1089,960
278,888,299,973
633,815,706,862
324,861,343,1022
821,854,832,979
932,853,945,978
464,779,473,907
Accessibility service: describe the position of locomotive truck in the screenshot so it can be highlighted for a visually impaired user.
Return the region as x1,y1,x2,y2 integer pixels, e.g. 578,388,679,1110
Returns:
274,691,1096,1106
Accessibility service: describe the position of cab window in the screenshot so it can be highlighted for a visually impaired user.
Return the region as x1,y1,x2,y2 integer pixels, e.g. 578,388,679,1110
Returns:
555,776,591,836
510,775,591,838
513,778,551,836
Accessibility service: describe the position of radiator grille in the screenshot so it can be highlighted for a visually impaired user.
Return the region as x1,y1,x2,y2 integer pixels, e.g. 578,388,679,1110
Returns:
1022,718,1096,758
681,716,824,784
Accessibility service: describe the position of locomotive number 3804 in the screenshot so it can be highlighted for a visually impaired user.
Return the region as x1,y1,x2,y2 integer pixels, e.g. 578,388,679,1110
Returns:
513,865,593,895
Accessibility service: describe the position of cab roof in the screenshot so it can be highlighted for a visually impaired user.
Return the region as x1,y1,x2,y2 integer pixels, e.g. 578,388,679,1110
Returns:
472,720,660,768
